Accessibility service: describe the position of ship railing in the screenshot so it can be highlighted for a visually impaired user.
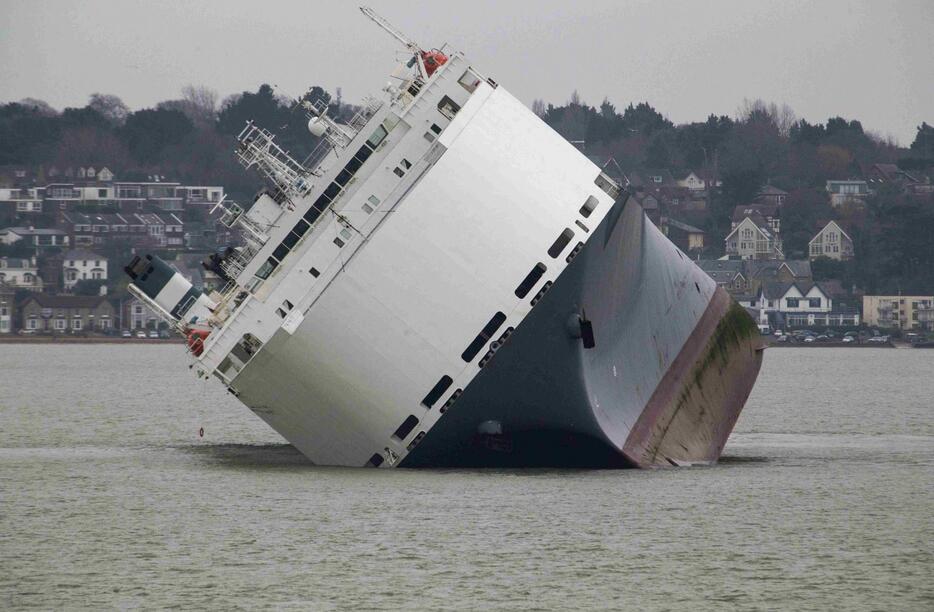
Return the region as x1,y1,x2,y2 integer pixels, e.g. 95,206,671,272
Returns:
236,122,314,202
348,96,383,133
302,138,335,174
220,242,261,279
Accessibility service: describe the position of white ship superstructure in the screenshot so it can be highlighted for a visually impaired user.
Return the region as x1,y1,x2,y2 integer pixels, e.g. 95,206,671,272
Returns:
127,8,763,468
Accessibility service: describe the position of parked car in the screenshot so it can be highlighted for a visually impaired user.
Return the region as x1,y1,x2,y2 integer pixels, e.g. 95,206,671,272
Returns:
18,329,36,335
136,330,147,339
804,336,816,343
773,329,783,336
121,330,132,338
159,330,171,339
815,334,829,342
148,330,159,339
842,336,855,343
867,336,889,344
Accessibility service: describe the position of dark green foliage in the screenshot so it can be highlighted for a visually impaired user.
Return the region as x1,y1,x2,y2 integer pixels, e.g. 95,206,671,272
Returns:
72,279,107,296
120,108,193,164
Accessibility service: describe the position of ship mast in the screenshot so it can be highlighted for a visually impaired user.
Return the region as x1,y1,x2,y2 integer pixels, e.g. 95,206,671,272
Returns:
360,6,434,79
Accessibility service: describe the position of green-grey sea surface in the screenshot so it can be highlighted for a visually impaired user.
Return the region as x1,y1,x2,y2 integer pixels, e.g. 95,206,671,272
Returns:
1,345,932,610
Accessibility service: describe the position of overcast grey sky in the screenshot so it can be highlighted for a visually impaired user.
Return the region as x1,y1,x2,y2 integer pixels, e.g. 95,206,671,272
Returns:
1,0,931,144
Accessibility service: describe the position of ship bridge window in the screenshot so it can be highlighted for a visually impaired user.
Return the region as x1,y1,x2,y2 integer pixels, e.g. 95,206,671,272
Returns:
272,244,290,261
255,258,277,280
458,68,482,93
367,125,388,149
438,96,461,120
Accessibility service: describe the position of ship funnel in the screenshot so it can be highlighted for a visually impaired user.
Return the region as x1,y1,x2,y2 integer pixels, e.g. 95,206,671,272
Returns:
124,254,216,327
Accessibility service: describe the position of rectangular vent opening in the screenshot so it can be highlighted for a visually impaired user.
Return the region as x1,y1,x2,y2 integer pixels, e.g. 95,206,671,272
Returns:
580,195,599,218
565,241,585,264
392,415,420,441
439,389,463,414
547,228,574,258
406,431,427,452
530,281,554,307
333,237,345,248
514,262,547,298
309,267,320,277
461,312,507,362
367,453,384,467
421,375,454,408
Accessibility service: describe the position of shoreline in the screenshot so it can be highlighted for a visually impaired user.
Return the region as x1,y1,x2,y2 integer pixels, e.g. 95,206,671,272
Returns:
0,336,184,344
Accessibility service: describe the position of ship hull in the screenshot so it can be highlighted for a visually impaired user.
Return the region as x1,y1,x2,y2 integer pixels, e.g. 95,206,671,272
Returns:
402,194,763,468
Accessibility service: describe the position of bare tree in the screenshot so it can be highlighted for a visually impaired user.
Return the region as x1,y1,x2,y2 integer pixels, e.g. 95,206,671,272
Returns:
181,84,218,125
531,98,546,117
88,93,130,125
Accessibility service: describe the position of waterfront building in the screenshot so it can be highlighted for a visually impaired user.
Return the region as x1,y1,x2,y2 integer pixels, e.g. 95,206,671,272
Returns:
739,281,859,328
0,257,43,291
862,295,934,331
0,282,14,333
62,250,109,289
19,294,115,333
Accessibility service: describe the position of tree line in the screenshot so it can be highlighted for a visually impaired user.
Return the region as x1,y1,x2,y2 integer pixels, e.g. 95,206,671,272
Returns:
2,86,932,293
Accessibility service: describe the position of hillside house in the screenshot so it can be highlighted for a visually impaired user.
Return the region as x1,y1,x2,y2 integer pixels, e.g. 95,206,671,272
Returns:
809,220,854,261
725,216,783,260
826,180,870,207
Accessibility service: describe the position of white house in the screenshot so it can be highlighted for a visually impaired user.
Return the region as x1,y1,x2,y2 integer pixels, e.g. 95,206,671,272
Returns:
62,249,108,289
809,220,854,261
0,187,43,213
676,171,719,191
725,216,783,260
0,227,69,248
0,257,43,291
738,281,859,328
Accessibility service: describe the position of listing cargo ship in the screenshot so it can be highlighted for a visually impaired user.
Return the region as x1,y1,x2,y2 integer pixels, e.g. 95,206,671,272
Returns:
125,8,763,468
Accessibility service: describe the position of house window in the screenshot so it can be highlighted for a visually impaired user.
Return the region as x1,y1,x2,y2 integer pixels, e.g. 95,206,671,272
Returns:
786,298,799,308
54,318,66,330
809,298,821,308
27,318,38,330
72,319,82,330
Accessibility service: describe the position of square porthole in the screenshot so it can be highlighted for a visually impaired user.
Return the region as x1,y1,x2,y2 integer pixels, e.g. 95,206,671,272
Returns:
309,267,320,277
334,237,345,248
393,167,405,177
423,131,436,143
400,159,412,170
362,202,374,214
